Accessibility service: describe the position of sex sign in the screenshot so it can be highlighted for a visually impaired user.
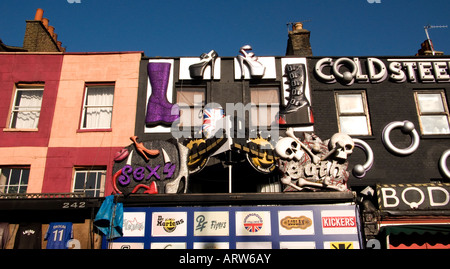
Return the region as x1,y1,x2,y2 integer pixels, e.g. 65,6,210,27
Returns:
112,137,189,195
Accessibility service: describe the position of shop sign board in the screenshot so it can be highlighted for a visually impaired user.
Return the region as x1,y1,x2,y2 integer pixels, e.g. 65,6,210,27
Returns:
377,183,450,211
102,204,362,249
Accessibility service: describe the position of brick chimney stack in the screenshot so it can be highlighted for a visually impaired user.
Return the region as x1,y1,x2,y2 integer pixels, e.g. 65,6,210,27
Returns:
23,8,65,52
285,22,313,56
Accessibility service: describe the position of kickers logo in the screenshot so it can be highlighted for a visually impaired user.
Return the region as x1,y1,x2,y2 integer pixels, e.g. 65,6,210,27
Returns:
322,216,356,228
321,210,358,235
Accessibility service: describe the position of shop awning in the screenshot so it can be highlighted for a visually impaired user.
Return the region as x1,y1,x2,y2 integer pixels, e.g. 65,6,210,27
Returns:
383,224,450,236
382,224,450,249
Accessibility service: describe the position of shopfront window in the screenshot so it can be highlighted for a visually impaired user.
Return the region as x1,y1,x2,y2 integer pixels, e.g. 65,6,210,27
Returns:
414,90,450,135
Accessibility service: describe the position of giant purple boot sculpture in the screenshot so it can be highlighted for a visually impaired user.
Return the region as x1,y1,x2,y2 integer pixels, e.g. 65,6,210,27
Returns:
145,62,180,125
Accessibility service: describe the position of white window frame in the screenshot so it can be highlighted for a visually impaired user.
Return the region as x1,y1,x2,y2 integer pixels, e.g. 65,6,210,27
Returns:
80,85,115,130
335,90,372,136
72,168,106,197
9,86,44,130
414,90,450,135
0,167,30,194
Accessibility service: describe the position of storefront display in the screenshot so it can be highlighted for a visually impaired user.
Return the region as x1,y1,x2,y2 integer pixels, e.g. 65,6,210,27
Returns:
102,204,362,249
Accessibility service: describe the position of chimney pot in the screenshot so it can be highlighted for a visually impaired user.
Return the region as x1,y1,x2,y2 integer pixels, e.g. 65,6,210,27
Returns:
34,8,44,21
42,18,49,28
293,22,303,31
48,26,55,35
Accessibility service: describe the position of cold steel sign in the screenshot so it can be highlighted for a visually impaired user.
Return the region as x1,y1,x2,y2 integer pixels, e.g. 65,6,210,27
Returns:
314,57,450,85
377,183,450,211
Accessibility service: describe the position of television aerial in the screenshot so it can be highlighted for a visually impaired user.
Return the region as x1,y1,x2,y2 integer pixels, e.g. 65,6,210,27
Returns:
424,24,448,55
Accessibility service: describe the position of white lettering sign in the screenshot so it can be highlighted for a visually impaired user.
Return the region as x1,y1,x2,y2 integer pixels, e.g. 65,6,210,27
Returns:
314,58,450,84
379,184,450,210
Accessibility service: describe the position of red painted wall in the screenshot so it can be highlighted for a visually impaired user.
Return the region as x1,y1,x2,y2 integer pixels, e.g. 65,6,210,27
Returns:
0,54,63,147
42,147,123,195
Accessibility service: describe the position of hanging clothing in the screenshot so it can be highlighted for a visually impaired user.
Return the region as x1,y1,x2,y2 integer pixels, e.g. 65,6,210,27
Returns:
44,222,73,249
14,223,42,249
0,222,10,249
94,195,123,240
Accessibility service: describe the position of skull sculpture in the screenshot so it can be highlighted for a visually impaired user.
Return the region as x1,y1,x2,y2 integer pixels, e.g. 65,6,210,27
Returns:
276,137,304,161
328,133,354,160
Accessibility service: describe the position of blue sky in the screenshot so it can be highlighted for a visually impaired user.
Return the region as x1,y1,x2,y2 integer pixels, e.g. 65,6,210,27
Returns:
1,0,449,57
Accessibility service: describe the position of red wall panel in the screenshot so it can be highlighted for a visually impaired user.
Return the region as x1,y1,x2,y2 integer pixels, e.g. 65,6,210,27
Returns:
0,54,63,147
42,147,122,195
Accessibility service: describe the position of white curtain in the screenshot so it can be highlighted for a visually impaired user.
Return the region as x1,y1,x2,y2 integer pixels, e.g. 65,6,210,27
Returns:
85,87,114,129
14,90,43,129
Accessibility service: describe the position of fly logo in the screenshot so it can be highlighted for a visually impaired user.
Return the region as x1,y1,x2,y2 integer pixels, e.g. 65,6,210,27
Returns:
322,216,356,228
330,242,354,249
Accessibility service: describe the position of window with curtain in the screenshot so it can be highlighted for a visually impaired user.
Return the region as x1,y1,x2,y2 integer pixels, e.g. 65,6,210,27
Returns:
414,90,450,135
81,85,115,129
72,168,106,197
9,86,44,129
335,91,371,136
176,87,205,128
250,86,280,127
0,167,29,194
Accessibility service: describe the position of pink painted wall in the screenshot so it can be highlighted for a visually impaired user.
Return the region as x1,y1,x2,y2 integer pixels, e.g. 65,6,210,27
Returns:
42,52,142,195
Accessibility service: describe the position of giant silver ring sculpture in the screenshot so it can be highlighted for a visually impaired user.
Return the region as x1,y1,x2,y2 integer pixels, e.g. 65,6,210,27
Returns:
352,138,374,178
382,120,420,155
439,149,450,179
332,57,358,81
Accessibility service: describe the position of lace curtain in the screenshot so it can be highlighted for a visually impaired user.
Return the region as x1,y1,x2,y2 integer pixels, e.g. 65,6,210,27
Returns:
84,86,114,129
13,89,43,129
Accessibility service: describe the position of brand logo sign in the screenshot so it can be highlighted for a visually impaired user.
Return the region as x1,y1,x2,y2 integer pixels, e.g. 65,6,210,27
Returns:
321,210,358,235
235,211,271,236
322,216,356,228
123,212,146,237
280,216,312,230
244,213,263,233
278,210,315,235
151,212,187,237
194,211,229,236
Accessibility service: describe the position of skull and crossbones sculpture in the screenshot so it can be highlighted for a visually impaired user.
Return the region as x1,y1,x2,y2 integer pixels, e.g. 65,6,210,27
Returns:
275,128,354,192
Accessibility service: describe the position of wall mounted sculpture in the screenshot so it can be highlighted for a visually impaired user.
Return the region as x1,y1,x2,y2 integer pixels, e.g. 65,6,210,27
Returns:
145,62,180,126
275,128,358,192
382,120,420,155
237,45,266,78
189,50,219,79
112,136,189,195
352,138,374,178
439,149,450,179
279,63,310,115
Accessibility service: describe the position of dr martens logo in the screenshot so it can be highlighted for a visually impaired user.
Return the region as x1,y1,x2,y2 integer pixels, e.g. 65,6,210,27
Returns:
157,216,184,233
280,216,312,230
